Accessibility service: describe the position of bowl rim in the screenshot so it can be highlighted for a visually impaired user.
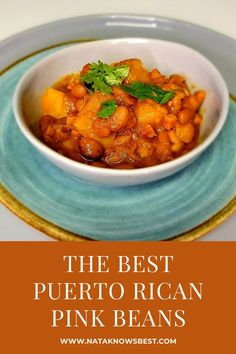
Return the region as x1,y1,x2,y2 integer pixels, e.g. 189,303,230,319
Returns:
13,37,229,178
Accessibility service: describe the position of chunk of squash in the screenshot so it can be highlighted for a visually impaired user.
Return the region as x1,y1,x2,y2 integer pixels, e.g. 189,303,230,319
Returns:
41,87,67,118
118,59,150,84
134,101,166,127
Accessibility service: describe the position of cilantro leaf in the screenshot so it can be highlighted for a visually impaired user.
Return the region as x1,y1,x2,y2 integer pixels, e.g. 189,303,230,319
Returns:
121,82,175,104
98,100,118,118
80,61,130,94
105,65,130,86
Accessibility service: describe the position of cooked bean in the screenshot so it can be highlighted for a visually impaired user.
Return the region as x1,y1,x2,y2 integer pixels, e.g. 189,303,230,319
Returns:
104,146,128,165
194,113,203,125
71,83,87,98
169,74,186,87
64,95,77,115
113,86,136,106
163,114,177,130
168,98,182,111
109,106,129,131
195,90,206,104
176,123,195,143
175,91,186,100
168,130,181,144
183,95,200,111
178,109,195,123
150,68,161,81
81,63,91,76
80,137,103,159
151,74,168,85
162,83,181,91
93,118,111,137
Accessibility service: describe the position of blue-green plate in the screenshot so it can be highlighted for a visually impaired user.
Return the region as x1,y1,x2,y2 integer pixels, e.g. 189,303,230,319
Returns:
0,15,236,241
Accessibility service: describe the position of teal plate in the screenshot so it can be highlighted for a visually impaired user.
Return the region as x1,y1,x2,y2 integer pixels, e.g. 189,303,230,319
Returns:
0,45,236,240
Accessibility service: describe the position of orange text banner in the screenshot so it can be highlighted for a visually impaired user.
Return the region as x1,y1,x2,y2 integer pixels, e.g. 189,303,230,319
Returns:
0,241,235,353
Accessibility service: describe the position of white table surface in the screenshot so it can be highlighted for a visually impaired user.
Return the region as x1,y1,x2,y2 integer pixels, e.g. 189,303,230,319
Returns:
1,0,236,241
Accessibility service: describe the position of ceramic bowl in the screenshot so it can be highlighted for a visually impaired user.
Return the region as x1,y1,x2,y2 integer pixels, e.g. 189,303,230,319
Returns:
13,38,229,186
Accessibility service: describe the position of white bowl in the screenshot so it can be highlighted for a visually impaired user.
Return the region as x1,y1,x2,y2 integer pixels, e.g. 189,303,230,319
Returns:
13,38,229,186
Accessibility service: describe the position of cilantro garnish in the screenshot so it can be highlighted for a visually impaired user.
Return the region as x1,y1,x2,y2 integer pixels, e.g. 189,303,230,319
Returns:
97,100,117,118
81,61,130,94
121,82,175,104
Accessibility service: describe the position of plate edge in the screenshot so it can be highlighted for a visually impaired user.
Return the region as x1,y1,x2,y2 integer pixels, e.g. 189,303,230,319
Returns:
0,184,88,242
1,40,236,242
1,183,236,241
1,13,236,48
